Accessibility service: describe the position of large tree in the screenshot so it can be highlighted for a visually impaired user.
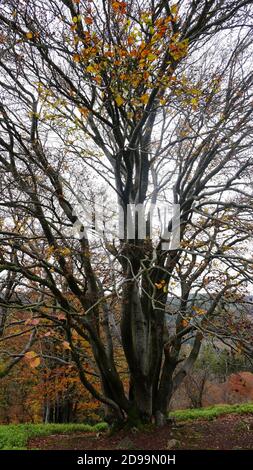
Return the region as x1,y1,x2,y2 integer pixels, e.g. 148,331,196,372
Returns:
0,0,253,425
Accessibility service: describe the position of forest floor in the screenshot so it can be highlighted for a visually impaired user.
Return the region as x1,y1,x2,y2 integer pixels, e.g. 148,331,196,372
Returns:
28,405,253,450
1,404,253,450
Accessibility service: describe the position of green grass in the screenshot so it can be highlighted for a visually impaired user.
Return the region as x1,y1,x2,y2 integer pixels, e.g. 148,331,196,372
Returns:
0,422,108,450
170,403,253,421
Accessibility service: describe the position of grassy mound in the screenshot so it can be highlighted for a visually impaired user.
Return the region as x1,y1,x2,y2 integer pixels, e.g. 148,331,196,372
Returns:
170,403,253,421
0,422,108,450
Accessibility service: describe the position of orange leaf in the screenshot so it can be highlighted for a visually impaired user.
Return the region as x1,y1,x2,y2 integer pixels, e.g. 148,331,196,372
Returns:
140,93,149,105
155,280,166,289
112,1,127,14
127,36,135,46
84,17,93,25
73,53,81,63
79,106,89,117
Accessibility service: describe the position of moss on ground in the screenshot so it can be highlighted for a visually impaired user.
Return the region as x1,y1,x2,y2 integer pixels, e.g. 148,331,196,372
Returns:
170,403,253,421
0,422,108,450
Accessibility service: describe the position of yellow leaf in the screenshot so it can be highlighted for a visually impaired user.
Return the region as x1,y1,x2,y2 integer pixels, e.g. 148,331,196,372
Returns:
222,245,231,252
191,88,202,96
63,341,71,350
115,95,124,106
28,111,40,118
86,64,96,73
25,351,37,360
25,351,41,368
26,32,33,39
147,53,156,61
59,247,71,256
171,4,179,15
190,97,199,108
30,356,41,368
192,306,206,315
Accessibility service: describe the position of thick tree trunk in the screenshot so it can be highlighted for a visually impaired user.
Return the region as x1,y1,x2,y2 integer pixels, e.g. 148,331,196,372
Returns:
120,275,169,426
128,376,153,424
126,369,175,427
115,256,202,427
154,358,175,426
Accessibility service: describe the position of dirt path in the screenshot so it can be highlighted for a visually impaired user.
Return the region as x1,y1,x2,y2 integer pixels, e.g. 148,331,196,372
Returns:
28,413,253,450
